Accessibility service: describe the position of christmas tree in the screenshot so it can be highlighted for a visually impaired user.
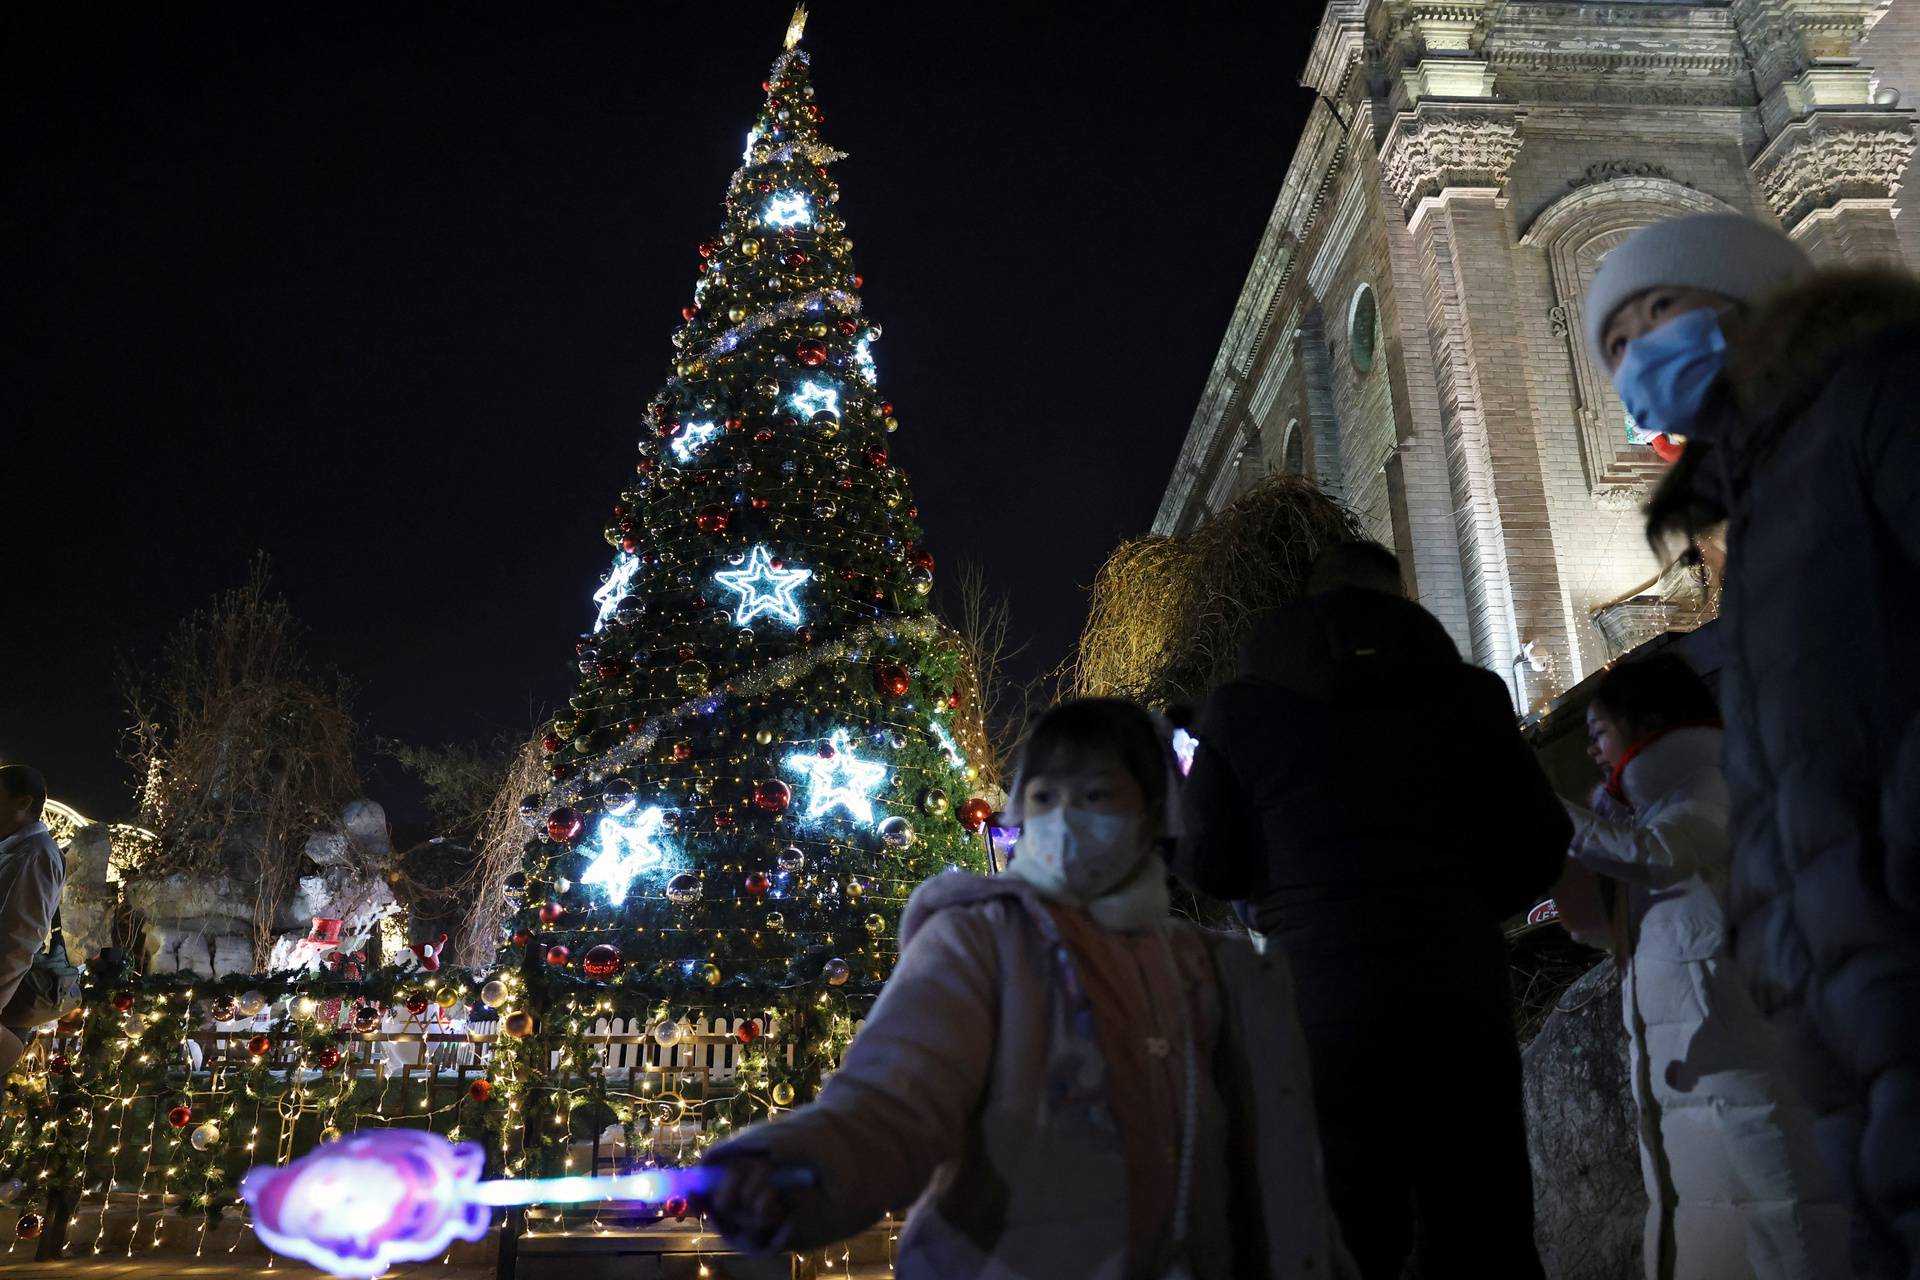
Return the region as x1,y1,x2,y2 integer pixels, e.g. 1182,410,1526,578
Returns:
497,6,989,1140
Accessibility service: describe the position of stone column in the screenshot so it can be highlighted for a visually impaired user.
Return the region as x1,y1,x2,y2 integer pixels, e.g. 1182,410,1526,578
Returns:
1751,113,1917,263
1735,1,1919,263
1382,104,1575,705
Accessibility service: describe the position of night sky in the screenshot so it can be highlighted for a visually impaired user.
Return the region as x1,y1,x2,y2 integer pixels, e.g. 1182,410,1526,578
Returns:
4,3,1317,826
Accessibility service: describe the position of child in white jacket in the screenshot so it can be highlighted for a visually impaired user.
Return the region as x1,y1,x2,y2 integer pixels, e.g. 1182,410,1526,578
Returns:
1568,655,1848,1280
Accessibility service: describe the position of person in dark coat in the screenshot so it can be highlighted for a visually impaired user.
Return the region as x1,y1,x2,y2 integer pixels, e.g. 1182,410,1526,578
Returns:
1587,212,1920,1280
1175,541,1569,1280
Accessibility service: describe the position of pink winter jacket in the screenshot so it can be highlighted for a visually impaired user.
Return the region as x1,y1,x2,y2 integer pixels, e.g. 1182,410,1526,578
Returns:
712,872,1347,1279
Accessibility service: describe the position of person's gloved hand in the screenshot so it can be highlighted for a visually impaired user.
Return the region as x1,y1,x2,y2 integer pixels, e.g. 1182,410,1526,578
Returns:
703,1150,799,1254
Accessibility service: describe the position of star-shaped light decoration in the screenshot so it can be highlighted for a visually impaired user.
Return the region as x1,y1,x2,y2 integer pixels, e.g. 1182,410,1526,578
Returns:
762,192,812,228
785,728,889,826
713,544,812,627
580,805,675,906
788,380,839,418
592,553,642,633
929,720,965,768
852,336,876,385
670,419,720,464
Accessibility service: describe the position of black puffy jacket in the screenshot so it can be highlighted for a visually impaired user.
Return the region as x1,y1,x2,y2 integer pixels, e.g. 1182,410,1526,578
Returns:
1173,589,1569,1024
1655,271,1920,1275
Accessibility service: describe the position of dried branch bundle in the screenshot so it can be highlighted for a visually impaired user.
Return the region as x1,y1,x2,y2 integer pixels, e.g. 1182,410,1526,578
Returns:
122,557,360,968
1074,475,1362,708
947,560,1029,788
448,733,548,968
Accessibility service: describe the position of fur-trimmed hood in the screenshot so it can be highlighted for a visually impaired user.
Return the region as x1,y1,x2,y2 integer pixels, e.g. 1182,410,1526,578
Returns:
1719,268,1920,430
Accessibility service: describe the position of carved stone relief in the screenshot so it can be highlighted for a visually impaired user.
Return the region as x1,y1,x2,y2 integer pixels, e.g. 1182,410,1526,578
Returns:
1751,116,1917,228
1379,106,1526,215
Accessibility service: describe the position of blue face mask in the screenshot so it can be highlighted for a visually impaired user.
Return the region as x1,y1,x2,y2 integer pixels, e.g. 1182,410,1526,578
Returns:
1612,306,1728,439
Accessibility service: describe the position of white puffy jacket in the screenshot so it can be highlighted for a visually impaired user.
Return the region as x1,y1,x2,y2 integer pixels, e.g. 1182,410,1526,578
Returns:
1567,727,1850,1280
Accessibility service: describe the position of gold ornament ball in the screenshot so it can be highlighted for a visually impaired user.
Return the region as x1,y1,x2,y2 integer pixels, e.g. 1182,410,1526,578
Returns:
727,305,748,322
771,1083,796,1106
320,1125,343,1144
698,963,723,987
740,239,762,257
884,415,900,433
503,1010,536,1039
808,321,830,338
754,726,775,746
435,988,460,1010
480,979,509,1008
865,914,888,936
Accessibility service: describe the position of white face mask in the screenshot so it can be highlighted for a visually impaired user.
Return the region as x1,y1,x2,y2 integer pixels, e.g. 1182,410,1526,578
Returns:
1007,806,1151,902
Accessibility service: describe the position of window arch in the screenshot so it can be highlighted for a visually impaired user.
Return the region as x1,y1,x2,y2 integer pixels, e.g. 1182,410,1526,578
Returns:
1347,284,1379,374
1282,419,1306,476
1519,177,1741,492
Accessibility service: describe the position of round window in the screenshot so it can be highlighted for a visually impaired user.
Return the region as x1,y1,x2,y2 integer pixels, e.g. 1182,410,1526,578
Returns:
1348,284,1378,374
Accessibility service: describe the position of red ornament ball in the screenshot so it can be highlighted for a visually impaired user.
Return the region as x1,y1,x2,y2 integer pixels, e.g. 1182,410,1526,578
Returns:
864,447,889,469
538,901,566,925
542,731,563,755
795,339,828,366
405,994,431,1017
744,870,773,898
583,944,624,978
469,1079,493,1103
696,504,732,533
713,810,736,830
948,691,963,710
246,1035,273,1058
16,1213,43,1241
874,663,911,698
664,1196,690,1220
111,992,135,1013
511,929,532,947
959,796,994,833
753,779,792,813
317,1046,343,1070
167,1104,192,1129
671,740,693,762
698,240,719,259
546,807,585,844
545,944,571,968
735,1019,763,1044
680,305,696,321
909,546,934,571
796,625,816,645
48,1053,69,1076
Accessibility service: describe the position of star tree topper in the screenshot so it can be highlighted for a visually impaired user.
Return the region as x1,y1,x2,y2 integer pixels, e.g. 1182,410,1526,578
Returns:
714,544,812,626
785,728,889,826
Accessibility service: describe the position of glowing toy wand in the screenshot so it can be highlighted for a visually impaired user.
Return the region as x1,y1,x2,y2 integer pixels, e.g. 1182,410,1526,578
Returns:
239,1129,809,1279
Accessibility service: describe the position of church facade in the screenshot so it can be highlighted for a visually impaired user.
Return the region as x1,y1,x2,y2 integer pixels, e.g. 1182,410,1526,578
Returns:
1155,0,1919,708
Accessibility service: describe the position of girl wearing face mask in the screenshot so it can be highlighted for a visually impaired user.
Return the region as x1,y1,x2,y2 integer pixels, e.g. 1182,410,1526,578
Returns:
1566,655,1848,1280
706,698,1350,1279
1586,215,1920,1278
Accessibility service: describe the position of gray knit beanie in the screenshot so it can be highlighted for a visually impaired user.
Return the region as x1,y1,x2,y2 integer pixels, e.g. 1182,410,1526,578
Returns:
1583,213,1812,360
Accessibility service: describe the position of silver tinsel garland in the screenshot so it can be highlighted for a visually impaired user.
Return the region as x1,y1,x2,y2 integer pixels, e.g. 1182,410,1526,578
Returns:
545,613,943,808
694,287,863,364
